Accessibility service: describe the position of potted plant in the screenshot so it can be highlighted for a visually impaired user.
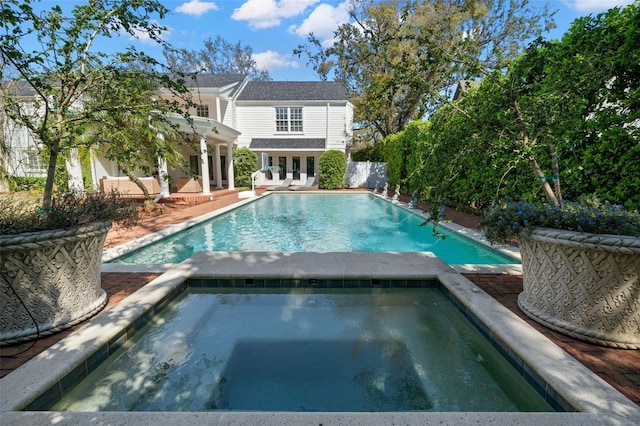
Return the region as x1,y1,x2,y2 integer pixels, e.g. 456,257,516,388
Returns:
0,192,139,343
480,199,640,348
0,0,193,344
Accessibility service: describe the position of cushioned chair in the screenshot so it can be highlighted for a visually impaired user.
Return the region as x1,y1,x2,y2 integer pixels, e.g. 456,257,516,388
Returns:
266,177,293,191
289,175,319,191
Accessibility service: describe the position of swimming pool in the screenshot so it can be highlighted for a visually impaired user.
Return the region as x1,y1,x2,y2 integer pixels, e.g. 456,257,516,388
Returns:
3,252,638,424
111,193,516,265
51,288,552,412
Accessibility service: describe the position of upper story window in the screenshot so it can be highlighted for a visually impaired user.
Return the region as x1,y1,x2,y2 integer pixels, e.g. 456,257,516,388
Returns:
275,107,303,132
196,104,209,118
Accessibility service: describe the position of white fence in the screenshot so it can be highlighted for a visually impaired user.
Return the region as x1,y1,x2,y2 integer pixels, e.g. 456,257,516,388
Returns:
346,161,388,189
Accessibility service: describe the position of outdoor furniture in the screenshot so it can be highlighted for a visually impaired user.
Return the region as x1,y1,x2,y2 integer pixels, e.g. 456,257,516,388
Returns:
289,175,319,191
177,177,203,193
100,177,160,196
266,177,293,191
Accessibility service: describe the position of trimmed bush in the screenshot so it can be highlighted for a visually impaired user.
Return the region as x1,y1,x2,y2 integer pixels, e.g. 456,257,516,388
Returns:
319,150,347,189
233,147,258,187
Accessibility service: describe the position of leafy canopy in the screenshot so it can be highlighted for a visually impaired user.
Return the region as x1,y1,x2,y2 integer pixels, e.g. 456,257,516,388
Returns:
295,0,555,141
0,0,195,208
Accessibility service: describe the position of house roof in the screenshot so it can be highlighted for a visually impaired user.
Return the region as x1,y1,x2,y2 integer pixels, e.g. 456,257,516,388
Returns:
249,138,326,150
185,74,247,88
237,81,348,101
1,80,37,97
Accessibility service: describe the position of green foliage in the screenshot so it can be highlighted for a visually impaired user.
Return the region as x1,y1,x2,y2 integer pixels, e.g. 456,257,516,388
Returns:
0,191,139,235
319,150,347,189
380,2,640,215
479,199,640,244
233,147,258,187
295,0,555,143
352,142,386,162
0,0,193,210
10,177,46,192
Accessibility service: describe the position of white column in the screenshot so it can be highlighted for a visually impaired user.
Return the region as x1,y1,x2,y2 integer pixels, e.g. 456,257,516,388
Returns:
227,141,235,190
199,137,211,195
157,133,170,197
216,97,221,122
215,143,223,189
89,150,99,190
157,156,170,197
66,148,84,194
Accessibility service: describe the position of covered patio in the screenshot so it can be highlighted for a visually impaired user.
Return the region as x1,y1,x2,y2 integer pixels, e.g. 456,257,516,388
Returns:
91,113,242,199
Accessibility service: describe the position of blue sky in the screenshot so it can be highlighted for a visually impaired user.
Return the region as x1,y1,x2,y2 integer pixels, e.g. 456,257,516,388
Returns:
36,0,637,80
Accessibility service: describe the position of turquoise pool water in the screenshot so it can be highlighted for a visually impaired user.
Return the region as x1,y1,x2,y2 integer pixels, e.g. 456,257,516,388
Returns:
52,288,552,412
113,193,515,264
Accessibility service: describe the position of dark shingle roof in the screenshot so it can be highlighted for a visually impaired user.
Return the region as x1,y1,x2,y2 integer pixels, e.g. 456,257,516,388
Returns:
249,138,326,149
237,81,347,101
2,80,37,97
186,74,246,88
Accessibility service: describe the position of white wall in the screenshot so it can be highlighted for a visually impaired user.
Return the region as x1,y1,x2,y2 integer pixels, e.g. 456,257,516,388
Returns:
235,102,352,151
346,161,388,189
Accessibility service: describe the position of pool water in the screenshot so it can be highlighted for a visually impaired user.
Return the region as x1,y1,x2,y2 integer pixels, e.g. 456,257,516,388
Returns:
113,193,515,264
52,288,552,412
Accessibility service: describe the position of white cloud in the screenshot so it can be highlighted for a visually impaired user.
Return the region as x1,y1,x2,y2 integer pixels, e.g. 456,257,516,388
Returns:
566,0,634,12
175,0,219,16
253,50,300,71
232,0,319,30
289,1,351,46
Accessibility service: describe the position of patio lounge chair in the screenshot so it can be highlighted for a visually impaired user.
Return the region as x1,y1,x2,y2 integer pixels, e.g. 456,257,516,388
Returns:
266,177,293,191
289,175,319,191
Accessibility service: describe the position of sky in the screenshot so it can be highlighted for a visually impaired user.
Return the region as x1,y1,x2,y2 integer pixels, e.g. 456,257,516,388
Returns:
31,0,637,81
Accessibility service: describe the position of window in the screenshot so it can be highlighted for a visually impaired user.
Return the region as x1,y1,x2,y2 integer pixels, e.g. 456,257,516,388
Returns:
189,155,200,175
266,156,273,180
24,150,45,172
278,156,286,180
275,107,302,132
189,155,214,180
196,104,209,118
306,157,315,177
292,156,300,180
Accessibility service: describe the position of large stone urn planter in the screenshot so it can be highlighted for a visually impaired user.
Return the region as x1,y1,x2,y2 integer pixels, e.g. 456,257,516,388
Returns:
518,227,640,349
0,220,111,345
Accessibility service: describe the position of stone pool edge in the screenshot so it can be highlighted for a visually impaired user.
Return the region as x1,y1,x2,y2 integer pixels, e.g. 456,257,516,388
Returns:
2,252,638,425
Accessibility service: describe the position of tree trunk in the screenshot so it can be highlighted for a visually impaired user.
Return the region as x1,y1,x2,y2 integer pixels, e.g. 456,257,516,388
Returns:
529,156,559,206
42,145,59,210
126,170,151,200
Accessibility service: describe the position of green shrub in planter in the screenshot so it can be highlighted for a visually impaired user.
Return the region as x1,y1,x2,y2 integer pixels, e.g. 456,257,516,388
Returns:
479,198,640,244
0,191,139,236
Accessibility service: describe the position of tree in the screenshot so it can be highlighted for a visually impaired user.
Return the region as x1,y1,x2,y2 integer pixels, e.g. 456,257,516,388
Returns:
295,0,555,142
0,0,194,209
82,72,186,200
163,36,271,81
409,2,640,209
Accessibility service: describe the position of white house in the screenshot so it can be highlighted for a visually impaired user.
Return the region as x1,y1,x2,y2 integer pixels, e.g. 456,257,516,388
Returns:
2,74,354,196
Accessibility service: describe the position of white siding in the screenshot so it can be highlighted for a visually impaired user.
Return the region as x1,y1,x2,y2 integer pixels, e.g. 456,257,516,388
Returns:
235,101,353,152
235,104,276,147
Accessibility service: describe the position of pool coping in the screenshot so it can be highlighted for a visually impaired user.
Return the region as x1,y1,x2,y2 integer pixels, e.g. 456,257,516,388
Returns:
2,252,639,425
